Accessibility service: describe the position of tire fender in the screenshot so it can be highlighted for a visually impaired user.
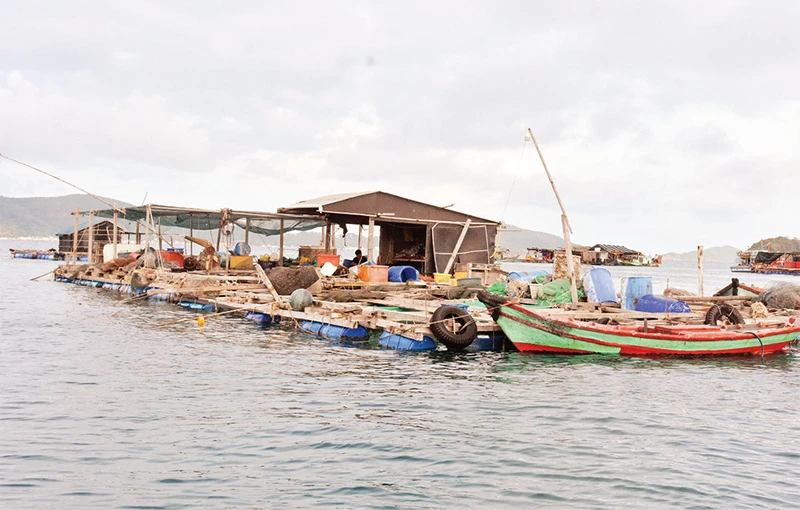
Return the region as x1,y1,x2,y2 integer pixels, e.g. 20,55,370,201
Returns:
705,303,745,325
429,306,478,350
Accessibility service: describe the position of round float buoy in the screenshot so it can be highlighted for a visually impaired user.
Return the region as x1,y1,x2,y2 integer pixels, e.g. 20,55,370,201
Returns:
429,305,478,350
704,303,745,326
290,288,314,311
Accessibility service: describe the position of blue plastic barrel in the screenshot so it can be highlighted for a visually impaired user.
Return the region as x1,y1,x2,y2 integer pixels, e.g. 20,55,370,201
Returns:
634,294,691,313
442,303,469,312
507,270,548,282
388,265,419,282
378,331,437,351
621,277,653,310
582,267,618,303
233,241,251,256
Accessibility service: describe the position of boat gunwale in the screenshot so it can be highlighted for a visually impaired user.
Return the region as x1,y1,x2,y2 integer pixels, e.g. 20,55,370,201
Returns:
501,303,800,343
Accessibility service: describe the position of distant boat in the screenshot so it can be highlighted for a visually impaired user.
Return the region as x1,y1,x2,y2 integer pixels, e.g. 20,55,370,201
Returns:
492,248,519,263
731,250,800,275
519,247,555,263
9,248,65,261
477,291,800,356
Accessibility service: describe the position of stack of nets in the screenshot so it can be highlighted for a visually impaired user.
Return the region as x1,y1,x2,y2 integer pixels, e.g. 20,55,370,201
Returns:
753,282,800,309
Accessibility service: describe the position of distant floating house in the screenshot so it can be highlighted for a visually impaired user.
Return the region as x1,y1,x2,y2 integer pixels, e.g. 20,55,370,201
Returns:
582,244,660,266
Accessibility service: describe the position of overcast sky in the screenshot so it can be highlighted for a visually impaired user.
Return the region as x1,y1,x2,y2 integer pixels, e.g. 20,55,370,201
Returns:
1,1,797,253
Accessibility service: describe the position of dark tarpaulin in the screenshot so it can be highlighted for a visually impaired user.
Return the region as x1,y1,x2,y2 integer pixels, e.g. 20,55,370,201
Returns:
86,205,324,236
754,252,785,264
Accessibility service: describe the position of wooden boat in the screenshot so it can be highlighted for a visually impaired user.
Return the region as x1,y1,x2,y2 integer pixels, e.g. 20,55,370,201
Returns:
477,291,800,356
492,248,519,263
9,248,65,260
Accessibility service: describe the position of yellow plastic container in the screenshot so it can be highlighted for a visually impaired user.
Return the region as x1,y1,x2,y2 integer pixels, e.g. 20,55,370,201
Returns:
454,271,468,280
229,255,254,269
433,272,450,283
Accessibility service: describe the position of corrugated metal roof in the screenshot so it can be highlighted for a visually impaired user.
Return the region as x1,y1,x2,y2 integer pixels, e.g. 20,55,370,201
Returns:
280,192,375,212
590,244,640,254
278,191,498,225
55,218,115,236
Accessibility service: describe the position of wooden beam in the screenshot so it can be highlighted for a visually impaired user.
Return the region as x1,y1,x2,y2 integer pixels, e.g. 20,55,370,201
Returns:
279,219,285,267
87,211,95,264
368,216,375,262
528,128,578,304
443,219,471,274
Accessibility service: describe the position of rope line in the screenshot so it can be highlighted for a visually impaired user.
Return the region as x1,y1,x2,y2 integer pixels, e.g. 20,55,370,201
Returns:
499,137,528,223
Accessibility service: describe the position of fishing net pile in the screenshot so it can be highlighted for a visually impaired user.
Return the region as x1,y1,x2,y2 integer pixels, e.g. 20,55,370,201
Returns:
663,287,695,298
753,282,800,309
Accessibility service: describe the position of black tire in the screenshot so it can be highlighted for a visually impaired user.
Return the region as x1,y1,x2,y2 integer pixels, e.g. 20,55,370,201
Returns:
429,306,478,350
705,303,745,325
476,289,509,308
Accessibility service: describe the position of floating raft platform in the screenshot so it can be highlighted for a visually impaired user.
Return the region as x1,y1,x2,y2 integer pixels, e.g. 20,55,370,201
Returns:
53,262,506,352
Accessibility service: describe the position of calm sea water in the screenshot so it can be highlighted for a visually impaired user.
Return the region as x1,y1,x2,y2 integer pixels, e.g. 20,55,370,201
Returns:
3,239,800,509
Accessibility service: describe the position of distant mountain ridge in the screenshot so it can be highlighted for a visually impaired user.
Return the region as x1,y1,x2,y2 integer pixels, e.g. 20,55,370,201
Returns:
661,245,740,263
0,194,134,238
496,225,565,255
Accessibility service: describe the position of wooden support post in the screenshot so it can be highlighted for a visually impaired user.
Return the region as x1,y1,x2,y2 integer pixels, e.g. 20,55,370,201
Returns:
87,211,95,264
698,245,704,297
189,215,193,256
136,221,141,245
158,217,163,251
368,216,375,262
562,215,578,304
112,203,118,260
71,207,79,264
245,218,250,245
279,219,285,267
216,219,222,252
358,224,363,251
443,219,471,274
324,221,332,251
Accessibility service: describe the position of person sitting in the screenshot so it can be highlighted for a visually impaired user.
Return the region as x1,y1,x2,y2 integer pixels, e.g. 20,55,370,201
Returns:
351,249,367,265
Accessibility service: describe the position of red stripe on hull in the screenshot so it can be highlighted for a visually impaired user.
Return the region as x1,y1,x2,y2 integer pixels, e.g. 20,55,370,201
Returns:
514,343,588,354
616,342,790,356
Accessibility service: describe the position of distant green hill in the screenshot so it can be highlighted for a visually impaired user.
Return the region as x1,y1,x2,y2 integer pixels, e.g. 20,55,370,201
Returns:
0,194,134,238
747,237,800,252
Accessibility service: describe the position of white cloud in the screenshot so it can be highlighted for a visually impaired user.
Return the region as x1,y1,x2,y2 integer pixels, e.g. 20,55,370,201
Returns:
1,1,799,254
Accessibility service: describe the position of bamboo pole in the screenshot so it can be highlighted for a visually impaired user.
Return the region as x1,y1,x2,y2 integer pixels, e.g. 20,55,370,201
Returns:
30,269,55,281
113,202,118,260
189,215,193,256
71,208,79,264
528,128,578,304
279,219,285,267
87,211,95,264
156,307,243,328
698,245,704,297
